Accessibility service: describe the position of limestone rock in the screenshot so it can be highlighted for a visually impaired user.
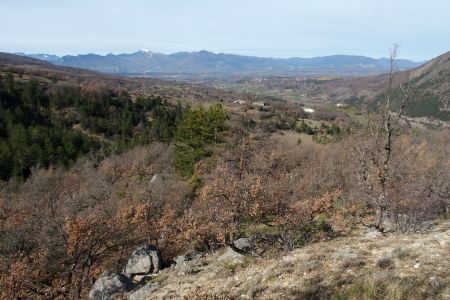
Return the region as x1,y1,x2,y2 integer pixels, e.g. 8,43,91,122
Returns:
363,229,383,240
233,237,256,253
218,247,244,264
128,282,159,300
125,245,162,279
89,272,134,300
174,254,192,266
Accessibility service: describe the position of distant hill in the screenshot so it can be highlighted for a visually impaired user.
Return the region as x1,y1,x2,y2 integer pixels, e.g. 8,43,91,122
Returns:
392,51,450,120
0,52,268,105
15,50,422,77
0,52,268,180
297,51,450,121
346,51,449,121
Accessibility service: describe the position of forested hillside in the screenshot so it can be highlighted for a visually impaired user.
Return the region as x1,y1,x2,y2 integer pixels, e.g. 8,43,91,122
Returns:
0,73,183,180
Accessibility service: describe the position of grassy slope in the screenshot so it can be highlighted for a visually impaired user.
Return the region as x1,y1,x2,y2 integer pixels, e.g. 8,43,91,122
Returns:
133,220,450,299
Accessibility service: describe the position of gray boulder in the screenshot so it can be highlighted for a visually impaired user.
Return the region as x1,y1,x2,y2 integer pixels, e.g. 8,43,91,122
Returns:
362,228,383,240
218,246,244,264
125,245,162,279
89,272,134,300
233,237,256,253
173,254,193,267
128,282,159,300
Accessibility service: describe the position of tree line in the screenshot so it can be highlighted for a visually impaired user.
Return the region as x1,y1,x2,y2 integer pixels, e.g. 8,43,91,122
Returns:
0,74,206,180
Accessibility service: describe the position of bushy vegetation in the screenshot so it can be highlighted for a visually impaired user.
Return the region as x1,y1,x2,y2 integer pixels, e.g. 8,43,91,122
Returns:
0,70,449,299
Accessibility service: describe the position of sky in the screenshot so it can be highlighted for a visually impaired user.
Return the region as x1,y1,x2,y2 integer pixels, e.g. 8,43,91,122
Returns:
0,0,449,61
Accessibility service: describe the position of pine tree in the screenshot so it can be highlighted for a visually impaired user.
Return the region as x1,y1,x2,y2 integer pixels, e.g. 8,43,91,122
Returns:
173,104,228,177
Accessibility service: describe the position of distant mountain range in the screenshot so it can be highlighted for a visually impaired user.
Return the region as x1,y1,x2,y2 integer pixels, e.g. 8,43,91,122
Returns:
15,50,422,77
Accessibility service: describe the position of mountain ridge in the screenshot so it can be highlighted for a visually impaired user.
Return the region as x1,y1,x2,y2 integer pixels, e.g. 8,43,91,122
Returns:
15,50,422,77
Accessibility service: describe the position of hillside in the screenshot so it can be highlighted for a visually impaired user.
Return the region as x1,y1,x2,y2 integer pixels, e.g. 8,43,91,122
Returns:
16,50,421,77
0,52,269,105
0,53,277,181
338,51,450,121
210,51,450,122
0,64,179,180
129,219,450,299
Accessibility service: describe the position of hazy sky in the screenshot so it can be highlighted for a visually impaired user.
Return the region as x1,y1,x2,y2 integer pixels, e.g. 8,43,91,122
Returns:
1,0,449,60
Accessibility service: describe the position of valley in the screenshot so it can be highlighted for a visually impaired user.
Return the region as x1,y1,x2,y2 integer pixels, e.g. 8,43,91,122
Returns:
0,48,448,300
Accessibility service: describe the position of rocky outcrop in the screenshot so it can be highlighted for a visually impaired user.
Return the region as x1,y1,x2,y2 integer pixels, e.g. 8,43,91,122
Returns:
89,272,134,300
172,253,207,275
233,237,256,253
89,245,162,299
128,282,160,300
88,220,450,299
218,247,244,264
125,244,162,280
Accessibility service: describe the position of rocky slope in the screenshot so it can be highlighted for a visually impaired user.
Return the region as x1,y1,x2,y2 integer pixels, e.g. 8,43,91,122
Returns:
125,220,450,299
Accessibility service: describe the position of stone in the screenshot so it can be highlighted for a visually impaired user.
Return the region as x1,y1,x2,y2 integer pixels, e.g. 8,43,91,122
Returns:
150,174,163,185
174,254,192,266
132,274,154,284
125,245,162,279
89,272,134,300
233,237,256,253
218,247,244,264
362,229,383,240
173,254,207,275
128,282,159,300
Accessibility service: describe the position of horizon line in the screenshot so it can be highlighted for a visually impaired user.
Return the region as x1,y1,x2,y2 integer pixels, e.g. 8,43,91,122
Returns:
11,49,431,62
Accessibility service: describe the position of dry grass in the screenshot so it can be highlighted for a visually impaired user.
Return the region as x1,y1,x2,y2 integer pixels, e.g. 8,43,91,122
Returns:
138,220,450,299
270,130,314,146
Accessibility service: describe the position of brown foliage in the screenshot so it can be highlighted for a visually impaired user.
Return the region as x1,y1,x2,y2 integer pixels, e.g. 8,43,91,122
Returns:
0,109,448,300
276,190,342,250
0,145,190,299
350,129,449,232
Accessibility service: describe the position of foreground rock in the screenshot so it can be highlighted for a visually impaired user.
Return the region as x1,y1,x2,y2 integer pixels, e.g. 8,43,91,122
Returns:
125,244,162,281
218,246,244,264
89,272,134,300
233,237,256,253
128,282,160,300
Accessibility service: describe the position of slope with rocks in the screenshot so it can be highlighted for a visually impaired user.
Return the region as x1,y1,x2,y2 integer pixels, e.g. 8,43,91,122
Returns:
127,220,450,299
